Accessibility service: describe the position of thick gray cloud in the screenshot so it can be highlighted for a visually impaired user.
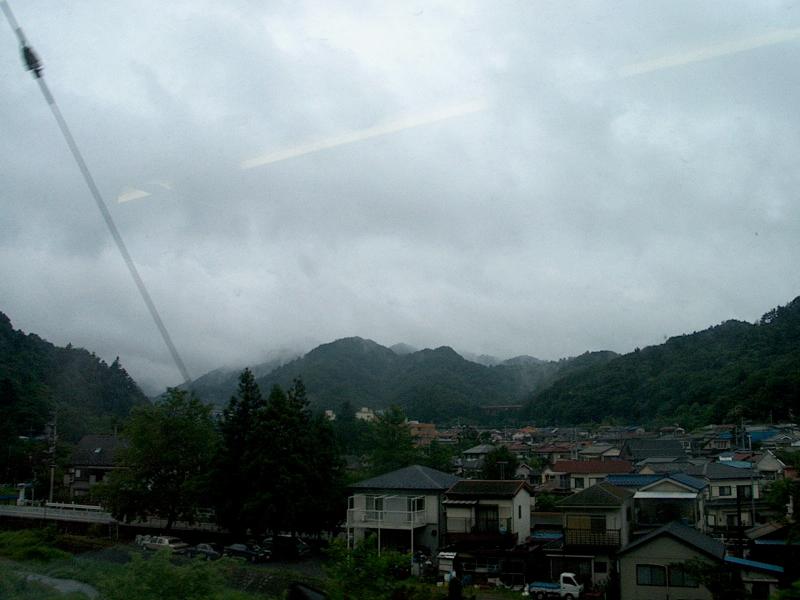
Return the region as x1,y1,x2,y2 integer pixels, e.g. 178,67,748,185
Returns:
2,1,799,394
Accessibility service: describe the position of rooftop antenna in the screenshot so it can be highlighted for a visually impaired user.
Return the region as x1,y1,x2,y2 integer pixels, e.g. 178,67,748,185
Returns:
1,1,192,386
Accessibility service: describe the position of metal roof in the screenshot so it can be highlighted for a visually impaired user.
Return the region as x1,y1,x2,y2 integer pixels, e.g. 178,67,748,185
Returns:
606,474,663,488
669,473,708,490
724,556,784,574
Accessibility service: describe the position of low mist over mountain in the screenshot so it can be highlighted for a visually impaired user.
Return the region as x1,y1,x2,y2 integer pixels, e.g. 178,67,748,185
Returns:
182,350,302,407
189,336,616,422
524,296,800,428
0,312,147,442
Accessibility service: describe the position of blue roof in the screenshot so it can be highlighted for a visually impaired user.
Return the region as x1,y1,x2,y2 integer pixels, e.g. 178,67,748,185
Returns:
723,460,754,469
670,473,708,490
724,555,784,574
749,429,778,442
606,474,663,488
606,473,707,490
754,540,800,546
532,531,563,541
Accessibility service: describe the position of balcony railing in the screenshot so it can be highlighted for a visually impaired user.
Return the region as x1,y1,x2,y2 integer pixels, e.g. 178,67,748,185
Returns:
446,516,513,535
347,508,427,529
564,528,621,547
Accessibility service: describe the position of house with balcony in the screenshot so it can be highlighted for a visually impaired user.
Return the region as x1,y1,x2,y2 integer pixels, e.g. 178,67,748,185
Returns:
632,473,707,534
346,465,458,555
549,481,634,587
443,480,532,549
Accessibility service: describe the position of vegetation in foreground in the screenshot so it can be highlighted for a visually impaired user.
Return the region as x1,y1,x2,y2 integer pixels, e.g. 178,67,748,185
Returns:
0,527,321,600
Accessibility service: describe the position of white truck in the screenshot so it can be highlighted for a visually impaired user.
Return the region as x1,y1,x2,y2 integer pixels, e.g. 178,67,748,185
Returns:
524,572,583,599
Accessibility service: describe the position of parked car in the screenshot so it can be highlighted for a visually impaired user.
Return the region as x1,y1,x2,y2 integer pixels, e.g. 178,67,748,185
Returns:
139,535,189,554
261,535,311,560
223,543,271,563
185,543,221,561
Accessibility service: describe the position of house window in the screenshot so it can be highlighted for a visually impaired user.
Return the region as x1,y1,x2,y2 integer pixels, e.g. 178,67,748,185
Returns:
573,477,585,489
75,469,81,478
566,514,606,531
718,486,731,496
669,566,698,588
407,497,425,512
636,564,666,586
519,505,522,519
737,484,752,499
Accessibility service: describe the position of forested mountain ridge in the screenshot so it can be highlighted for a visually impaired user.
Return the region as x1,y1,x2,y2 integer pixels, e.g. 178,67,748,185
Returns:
0,311,148,443
190,336,617,423
523,297,800,428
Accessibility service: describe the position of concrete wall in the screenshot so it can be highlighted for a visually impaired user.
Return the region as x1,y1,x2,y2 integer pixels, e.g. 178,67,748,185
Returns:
512,489,531,542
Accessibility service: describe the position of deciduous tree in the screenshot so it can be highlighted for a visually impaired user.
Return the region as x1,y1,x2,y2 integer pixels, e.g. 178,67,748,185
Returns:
96,388,216,529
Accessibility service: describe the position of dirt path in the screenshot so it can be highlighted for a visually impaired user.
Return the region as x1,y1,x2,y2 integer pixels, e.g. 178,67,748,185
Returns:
23,573,99,598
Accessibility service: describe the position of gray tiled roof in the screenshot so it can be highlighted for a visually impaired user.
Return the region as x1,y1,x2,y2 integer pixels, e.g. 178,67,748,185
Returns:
618,521,725,560
557,482,633,508
686,462,758,480
350,465,459,491
622,439,686,460
70,434,127,467
446,480,531,498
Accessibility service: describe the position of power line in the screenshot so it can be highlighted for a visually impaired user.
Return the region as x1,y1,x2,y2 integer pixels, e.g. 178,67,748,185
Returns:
1,0,192,386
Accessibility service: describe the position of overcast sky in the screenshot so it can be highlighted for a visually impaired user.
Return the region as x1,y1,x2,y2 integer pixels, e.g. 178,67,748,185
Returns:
2,1,799,394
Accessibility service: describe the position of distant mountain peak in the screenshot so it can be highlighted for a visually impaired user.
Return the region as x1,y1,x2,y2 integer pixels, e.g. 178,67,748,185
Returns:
390,342,418,355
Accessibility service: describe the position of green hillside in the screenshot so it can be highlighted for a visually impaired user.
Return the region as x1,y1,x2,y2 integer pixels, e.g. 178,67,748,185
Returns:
523,297,800,428
0,311,148,444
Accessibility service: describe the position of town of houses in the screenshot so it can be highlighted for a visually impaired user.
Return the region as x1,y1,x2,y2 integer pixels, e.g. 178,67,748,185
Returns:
344,419,799,599
52,417,800,598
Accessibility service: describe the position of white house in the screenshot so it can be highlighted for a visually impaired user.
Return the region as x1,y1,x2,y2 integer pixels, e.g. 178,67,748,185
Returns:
346,465,458,555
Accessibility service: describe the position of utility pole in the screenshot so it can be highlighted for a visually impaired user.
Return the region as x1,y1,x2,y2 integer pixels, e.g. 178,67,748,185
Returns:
48,412,57,503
